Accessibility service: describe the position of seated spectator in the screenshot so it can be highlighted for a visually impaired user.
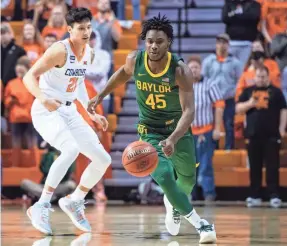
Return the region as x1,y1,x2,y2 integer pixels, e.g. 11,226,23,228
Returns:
202,33,241,150
261,0,287,43
236,46,281,100
41,4,67,40
21,144,76,204
92,0,122,62
117,0,141,20
222,0,261,73
43,33,57,51
188,56,224,202
22,21,44,64
1,22,26,86
4,56,37,166
271,27,287,101
236,66,287,208
86,31,111,115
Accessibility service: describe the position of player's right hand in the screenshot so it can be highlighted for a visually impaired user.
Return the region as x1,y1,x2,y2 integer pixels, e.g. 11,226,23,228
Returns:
87,95,103,114
41,98,62,112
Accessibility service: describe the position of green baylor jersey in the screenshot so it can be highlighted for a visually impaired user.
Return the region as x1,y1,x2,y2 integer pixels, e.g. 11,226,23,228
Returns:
133,50,184,136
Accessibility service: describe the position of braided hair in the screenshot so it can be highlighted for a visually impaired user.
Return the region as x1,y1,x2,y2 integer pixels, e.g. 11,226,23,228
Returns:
140,13,173,44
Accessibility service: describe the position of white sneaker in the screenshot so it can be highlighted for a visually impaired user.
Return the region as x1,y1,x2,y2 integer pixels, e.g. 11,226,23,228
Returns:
59,196,91,232
27,202,54,234
32,237,52,246
270,198,282,208
70,233,92,246
196,219,217,244
246,197,262,208
163,195,181,236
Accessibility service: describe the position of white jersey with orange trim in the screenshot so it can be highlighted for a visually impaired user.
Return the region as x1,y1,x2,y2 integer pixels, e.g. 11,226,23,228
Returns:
39,39,92,103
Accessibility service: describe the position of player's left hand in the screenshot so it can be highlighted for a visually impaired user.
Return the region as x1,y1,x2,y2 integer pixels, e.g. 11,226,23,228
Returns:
159,138,175,157
89,113,108,131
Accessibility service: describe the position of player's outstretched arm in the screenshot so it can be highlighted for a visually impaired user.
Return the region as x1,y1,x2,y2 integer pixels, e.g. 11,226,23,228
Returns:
169,61,195,144
87,50,137,114
23,43,66,111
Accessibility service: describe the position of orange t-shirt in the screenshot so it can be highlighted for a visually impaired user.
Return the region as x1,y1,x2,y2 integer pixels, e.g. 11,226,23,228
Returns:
75,80,104,131
42,25,67,40
4,78,35,123
23,43,43,64
235,59,281,100
261,0,287,38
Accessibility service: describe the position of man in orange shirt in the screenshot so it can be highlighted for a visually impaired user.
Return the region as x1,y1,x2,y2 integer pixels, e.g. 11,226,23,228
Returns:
41,5,67,40
4,56,37,166
43,33,57,51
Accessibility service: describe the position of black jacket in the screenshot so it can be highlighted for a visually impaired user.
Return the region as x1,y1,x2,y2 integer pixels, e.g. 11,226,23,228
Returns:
222,0,261,42
1,40,26,86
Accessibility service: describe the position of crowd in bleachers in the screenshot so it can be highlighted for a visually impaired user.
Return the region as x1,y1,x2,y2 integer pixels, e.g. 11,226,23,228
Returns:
1,0,287,205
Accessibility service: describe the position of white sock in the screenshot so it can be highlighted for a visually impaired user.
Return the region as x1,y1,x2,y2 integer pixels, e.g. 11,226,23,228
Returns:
70,186,88,201
184,209,201,228
39,188,54,203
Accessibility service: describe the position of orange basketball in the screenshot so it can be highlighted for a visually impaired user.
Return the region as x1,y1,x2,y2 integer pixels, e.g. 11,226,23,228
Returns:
122,141,158,177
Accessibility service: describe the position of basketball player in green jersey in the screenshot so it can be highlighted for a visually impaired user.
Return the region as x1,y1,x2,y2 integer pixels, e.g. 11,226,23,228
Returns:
88,14,217,243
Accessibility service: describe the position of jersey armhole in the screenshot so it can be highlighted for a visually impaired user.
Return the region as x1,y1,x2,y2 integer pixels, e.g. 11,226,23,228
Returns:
133,50,142,75
55,42,68,68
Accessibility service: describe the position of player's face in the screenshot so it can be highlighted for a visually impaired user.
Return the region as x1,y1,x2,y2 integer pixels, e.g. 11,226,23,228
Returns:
188,61,201,81
255,69,269,87
68,20,92,45
145,30,170,62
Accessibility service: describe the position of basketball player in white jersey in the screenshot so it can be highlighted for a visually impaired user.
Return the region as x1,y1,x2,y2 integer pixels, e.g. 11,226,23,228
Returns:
23,8,111,234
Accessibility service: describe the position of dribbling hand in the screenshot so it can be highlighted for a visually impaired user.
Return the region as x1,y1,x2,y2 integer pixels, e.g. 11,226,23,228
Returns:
89,113,109,131
87,95,103,114
159,138,175,157
41,98,62,112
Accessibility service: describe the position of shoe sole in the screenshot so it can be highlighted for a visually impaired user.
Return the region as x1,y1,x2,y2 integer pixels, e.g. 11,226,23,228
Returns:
163,196,180,236
26,207,52,235
199,232,217,244
58,198,91,232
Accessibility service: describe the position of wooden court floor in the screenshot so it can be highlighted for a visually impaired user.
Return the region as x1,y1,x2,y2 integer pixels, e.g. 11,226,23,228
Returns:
2,203,287,246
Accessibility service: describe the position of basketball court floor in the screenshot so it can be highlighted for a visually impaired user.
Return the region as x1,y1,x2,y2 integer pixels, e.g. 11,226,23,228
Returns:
2,203,287,246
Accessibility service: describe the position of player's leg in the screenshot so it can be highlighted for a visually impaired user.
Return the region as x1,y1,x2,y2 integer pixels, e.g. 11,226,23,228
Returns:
58,108,111,232
172,134,217,243
140,133,193,235
27,101,80,234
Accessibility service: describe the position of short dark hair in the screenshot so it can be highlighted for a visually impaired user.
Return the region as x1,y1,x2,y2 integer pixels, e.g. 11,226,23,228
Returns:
16,56,31,70
256,65,269,76
187,55,202,66
90,31,96,40
66,7,92,26
44,33,57,40
140,13,174,43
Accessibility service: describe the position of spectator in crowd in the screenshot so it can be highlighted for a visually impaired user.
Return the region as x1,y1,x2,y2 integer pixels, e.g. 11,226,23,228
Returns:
222,0,261,73
236,41,281,100
4,56,37,167
202,33,241,149
236,66,287,208
43,33,57,51
30,0,67,31
188,56,224,202
261,0,287,44
117,0,141,20
1,23,26,86
86,31,111,114
21,144,76,203
41,4,67,40
271,27,287,101
91,0,122,60
22,21,43,64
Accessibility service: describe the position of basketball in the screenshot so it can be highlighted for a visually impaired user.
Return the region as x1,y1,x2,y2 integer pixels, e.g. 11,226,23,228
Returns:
122,141,158,177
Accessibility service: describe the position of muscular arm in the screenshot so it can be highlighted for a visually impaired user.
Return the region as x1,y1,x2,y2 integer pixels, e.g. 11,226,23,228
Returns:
23,43,66,102
168,61,195,144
